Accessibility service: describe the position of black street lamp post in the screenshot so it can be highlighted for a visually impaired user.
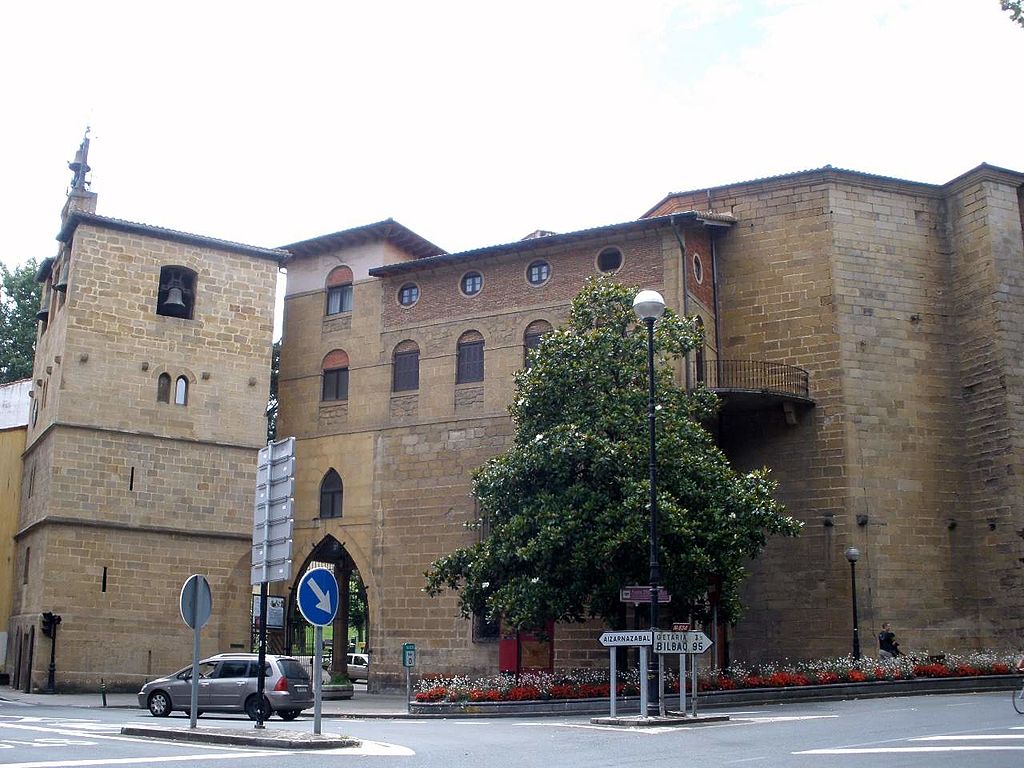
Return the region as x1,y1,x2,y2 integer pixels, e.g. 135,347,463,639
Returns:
845,547,861,659
633,289,666,715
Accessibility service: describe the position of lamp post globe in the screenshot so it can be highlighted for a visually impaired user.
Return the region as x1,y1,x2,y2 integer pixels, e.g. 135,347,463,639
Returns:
633,290,666,321
845,546,861,659
634,289,665,714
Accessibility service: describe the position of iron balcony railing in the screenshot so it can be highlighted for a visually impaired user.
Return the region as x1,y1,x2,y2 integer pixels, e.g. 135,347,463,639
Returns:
698,359,810,400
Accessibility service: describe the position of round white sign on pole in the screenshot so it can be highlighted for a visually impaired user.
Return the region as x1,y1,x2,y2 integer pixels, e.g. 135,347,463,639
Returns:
180,574,213,630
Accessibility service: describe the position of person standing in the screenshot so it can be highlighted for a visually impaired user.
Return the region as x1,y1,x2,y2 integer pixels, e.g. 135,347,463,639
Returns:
878,622,901,659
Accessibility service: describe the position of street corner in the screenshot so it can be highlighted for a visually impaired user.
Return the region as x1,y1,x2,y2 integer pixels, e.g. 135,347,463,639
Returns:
120,725,360,750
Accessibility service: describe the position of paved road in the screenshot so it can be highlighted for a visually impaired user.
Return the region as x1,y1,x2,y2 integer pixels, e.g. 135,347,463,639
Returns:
1,690,1023,767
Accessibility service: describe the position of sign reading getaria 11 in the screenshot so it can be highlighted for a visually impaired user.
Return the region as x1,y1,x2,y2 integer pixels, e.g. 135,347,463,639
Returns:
251,437,296,585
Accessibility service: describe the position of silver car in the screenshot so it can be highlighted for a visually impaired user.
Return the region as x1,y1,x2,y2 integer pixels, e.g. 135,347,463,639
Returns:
346,653,369,682
138,653,314,721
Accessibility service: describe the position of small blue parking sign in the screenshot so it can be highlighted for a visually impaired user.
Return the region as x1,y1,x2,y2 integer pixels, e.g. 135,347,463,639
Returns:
297,567,340,627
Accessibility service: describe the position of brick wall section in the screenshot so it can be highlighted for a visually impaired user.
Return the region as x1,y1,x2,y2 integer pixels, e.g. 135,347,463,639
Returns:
945,176,1024,645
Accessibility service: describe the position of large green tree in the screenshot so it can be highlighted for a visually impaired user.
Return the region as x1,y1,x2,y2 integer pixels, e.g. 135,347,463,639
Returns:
0,259,41,384
425,278,801,631
1002,1,1024,29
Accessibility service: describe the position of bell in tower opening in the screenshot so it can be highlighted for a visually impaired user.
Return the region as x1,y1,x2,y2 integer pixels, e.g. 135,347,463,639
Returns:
157,266,197,319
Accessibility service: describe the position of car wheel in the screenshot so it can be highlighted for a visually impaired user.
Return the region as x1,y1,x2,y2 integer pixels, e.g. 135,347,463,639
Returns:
278,709,300,721
244,694,270,721
147,691,172,717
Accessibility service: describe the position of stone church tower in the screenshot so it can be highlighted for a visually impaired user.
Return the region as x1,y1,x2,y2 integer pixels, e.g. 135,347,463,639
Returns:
6,135,284,691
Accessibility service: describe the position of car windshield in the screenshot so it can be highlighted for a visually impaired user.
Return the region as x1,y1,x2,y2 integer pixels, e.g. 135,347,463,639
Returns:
277,658,311,681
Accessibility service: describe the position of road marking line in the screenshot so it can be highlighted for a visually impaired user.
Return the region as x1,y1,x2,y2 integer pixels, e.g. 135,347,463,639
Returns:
796,746,1024,754
733,715,839,723
912,735,1024,740
0,723,267,752
0,751,284,768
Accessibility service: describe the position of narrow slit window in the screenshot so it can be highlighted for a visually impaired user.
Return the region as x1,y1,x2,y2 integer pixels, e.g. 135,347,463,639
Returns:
129,466,135,491
175,376,188,406
157,373,171,403
101,566,108,592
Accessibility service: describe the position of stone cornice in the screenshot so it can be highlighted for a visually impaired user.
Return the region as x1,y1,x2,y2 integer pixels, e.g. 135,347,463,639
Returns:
14,515,250,542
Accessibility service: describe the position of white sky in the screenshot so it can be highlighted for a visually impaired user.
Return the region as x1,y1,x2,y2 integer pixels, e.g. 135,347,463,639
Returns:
2,0,1021,272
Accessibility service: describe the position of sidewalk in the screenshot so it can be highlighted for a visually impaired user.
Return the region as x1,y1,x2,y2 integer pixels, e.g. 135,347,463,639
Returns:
0,687,412,719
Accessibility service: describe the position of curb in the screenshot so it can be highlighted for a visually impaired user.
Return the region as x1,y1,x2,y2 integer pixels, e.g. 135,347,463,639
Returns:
121,725,359,750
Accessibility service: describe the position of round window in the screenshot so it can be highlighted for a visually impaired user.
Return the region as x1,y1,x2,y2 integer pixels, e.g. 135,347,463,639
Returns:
461,271,483,296
693,253,704,285
527,260,551,286
597,247,622,273
398,283,420,307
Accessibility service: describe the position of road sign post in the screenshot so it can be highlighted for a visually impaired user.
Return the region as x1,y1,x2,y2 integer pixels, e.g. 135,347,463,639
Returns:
297,567,340,735
252,437,295,730
179,575,212,730
402,643,416,713
652,631,712,717
598,631,653,718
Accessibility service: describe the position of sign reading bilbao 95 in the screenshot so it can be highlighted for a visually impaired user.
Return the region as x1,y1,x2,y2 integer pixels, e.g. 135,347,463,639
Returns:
653,630,712,655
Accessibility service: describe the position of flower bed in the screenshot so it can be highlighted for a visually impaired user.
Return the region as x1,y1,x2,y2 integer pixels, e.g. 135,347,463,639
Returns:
413,651,1020,703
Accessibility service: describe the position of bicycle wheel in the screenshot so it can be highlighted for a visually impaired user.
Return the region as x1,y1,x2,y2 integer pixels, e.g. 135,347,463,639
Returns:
1013,685,1024,715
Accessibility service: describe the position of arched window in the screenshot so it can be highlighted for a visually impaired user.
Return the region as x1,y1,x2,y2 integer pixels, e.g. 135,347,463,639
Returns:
157,373,171,403
457,331,484,383
157,266,197,319
321,350,349,401
319,470,343,519
174,376,189,406
325,266,353,316
392,340,420,392
523,320,553,366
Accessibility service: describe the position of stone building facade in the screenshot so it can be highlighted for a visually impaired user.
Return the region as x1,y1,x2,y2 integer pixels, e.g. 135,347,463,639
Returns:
6,149,283,692
277,163,1024,688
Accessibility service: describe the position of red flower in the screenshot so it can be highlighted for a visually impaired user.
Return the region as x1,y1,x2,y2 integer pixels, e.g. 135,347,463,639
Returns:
506,686,542,701
468,689,502,702
847,670,866,682
913,663,948,678
415,686,448,702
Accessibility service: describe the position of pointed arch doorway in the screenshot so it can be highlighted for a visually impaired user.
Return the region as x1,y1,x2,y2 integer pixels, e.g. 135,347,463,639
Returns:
286,535,368,681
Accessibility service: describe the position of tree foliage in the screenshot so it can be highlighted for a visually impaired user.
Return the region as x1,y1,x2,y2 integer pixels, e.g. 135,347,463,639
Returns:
1002,1,1024,29
0,260,41,384
425,278,801,631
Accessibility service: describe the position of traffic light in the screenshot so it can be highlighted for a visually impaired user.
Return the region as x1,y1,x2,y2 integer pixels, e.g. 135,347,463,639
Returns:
40,612,61,638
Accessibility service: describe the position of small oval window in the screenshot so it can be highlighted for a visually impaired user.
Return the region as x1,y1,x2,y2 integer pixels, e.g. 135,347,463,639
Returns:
398,283,420,307
597,247,622,273
461,271,483,296
527,260,550,286
693,253,704,285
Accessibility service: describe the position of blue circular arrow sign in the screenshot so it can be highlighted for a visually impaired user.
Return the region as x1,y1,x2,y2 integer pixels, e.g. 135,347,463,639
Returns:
297,567,340,627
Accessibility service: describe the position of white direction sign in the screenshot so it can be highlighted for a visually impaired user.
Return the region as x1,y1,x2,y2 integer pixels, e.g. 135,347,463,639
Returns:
599,630,653,647
252,437,295,585
654,630,713,654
